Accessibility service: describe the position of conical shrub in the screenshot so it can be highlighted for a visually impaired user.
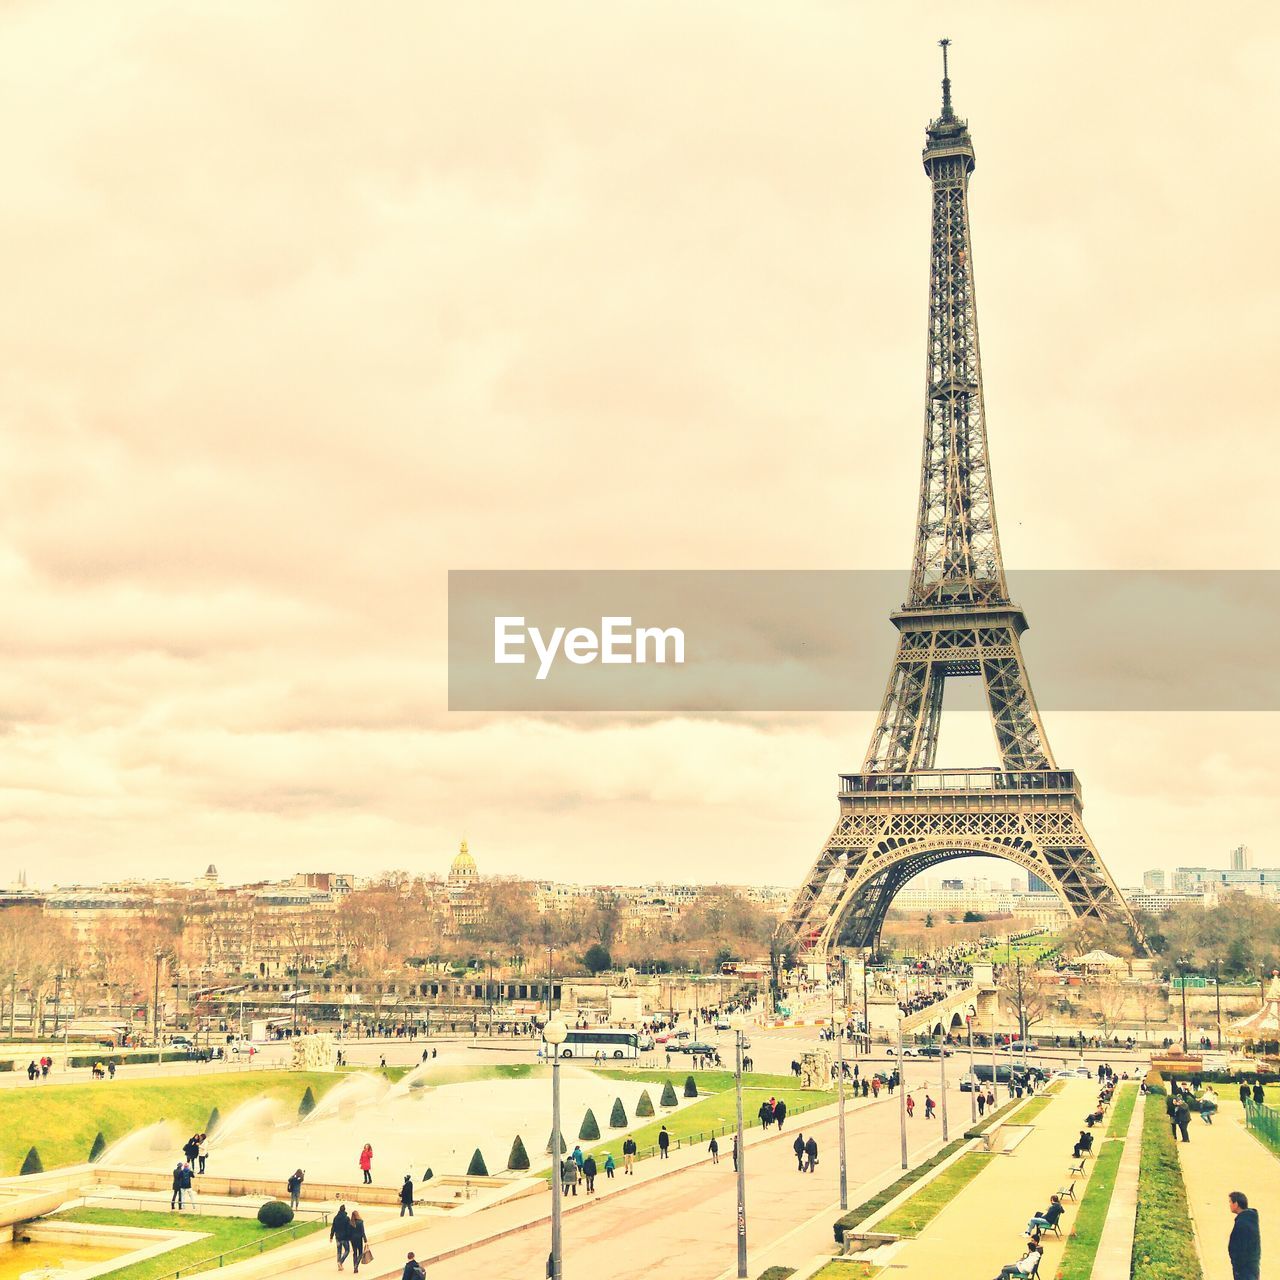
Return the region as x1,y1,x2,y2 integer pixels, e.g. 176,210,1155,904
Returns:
609,1097,628,1128
660,1080,678,1107
297,1086,316,1118
507,1135,530,1171
20,1146,43,1175
545,1129,567,1155
636,1089,655,1117
684,1075,698,1098
88,1132,107,1163
467,1148,489,1177
206,1106,221,1134
579,1109,600,1141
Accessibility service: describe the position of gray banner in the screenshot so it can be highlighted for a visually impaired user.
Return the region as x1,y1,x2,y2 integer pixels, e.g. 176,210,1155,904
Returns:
448,570,1280,711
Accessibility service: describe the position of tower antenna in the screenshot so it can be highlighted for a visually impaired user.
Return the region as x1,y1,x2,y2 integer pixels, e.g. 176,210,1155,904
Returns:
939,37,953,119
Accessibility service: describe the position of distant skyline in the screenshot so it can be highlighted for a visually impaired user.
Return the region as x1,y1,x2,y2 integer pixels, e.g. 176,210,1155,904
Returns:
1,5,1277,889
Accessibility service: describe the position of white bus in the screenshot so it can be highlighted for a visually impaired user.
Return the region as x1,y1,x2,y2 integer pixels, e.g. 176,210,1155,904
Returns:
552,1028,641,1060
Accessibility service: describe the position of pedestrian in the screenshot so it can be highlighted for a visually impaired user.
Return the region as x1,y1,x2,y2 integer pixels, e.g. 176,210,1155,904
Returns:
872,1078,881,1099
925,1094,936,1119
1228,1190,1261,1280
170,1160,185,1210
359,1144,373,1185
622,1136,636,1174
775,1099,787,1130
401,1251,425,1280
1252,1082,1265,1107
906,1095,916,1119
180,1160,195,1207
331,1202,351,1270
758,1099,773,1130
709,1136,719,1164
977,1091,987,1117
197,1134,208,1174
1239,1081,1252,1106
1200,1087,1218,1125
348,1210,369,1274
583,1154,597,1193
399,1173,414,1216
561,1157,578,1197
793,1133,805,1172
603,1152,616,1179
571,1144,584,1171
658,1127,670,1160
1174,1099,1191,1144
804,1135,818,1173
287,1168,304,1210
732,1133,740,1172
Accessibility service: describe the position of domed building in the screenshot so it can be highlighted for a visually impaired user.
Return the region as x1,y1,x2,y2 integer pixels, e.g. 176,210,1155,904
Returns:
447,839,482,933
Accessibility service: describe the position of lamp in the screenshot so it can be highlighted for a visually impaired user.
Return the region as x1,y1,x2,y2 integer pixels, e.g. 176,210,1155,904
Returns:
545,1017,568,1280
544,1019,568,1050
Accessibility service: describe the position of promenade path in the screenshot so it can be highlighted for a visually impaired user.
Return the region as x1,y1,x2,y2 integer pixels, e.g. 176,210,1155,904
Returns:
259,1077,964,1280
882,1078,1097,1278
1178,1100,1276,1280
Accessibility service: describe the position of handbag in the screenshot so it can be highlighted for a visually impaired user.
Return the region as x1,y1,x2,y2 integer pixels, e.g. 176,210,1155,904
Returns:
361,1247,373,1264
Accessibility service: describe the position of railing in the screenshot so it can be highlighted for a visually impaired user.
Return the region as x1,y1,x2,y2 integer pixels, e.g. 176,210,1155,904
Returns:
839,768,1079,797
1244,1099,1280,1156
152,1220,320,1277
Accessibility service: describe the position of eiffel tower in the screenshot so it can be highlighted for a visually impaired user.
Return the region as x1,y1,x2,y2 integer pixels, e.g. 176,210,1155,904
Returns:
784,42,1146,960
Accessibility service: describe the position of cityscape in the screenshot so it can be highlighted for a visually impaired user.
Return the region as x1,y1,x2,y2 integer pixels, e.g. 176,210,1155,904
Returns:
0,13,1276,1280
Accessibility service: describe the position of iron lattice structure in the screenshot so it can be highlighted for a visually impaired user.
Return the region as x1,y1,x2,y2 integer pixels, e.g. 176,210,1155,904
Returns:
784,46,1146,960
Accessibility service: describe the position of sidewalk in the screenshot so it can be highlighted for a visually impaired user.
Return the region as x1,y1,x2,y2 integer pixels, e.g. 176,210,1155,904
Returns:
1177,1101,1276,1280
878,1079,1095,1278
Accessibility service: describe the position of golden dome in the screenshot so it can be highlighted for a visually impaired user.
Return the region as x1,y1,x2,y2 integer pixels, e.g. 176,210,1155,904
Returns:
450,839,477,877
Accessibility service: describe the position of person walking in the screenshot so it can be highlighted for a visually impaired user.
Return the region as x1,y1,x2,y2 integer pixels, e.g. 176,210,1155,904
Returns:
622,1136,636,1174
709,1136,719,1164
872,1077,881,1100
358,1144,373,1185
1239,1081,1252,1106
924,1094,936,1120
1174,1099,1192,1143
977,1090,987,1117
658,1127,670,1160
906,1095,916,1119
348,1210,369,1274
775,1099,787,1130
793,1133,805,1172
804,1135,818,1173
180,1160,196,1208
1228,1190,1261,1280
560,1157,578,1197
287,1168,304,1210
330,1203,352,1271
401,1251,426,1280
758,1099,773,1130
603,1152,616,1180
170,1161,185,1210
197,1133,208,1174
1252,1082,1265,1107
399,1173,414,1216
732,1133,740,1172
583,1154,597,1193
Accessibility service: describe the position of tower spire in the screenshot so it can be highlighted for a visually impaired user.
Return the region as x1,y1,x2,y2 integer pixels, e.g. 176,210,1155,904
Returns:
939,37,953,120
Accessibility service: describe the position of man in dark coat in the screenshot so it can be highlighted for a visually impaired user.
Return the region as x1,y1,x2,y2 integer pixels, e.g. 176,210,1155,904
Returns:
1239,1082,1251,1106
774,1100,787,1130
792,1132,805,1172
170,1161,185,1210
1228,1190,1261,1280
1174,1100,1192,1143
399,1174,414,1216
657,1127,670,1159
804,1135,818,1172
1252,1082,1265,1106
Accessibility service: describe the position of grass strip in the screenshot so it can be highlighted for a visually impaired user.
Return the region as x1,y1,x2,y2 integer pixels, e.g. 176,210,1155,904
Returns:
1055,1083,1137,1280
833,1139,965,1242
55,1207,323,1280
1132,1091,1202,1280
757,1268,797,1280
811,1261,883,1278
873,1151,995,1236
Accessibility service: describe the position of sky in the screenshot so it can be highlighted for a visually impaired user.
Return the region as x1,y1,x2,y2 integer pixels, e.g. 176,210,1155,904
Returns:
1,2,1278,890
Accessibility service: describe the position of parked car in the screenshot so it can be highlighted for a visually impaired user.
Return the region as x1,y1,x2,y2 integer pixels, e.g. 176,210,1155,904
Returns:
917,1045,954,1058
1002,1041,1039,1054
713,1017,732,1031
886,1046,919,1057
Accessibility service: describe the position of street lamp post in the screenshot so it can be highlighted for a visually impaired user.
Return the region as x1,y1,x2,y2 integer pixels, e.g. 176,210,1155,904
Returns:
1214,957,1223,1050
731,1013,748,1278
544,1019,567,1280
897,1018,908,1170
862,946,872,1056
938,1023,950,1143
1178,958,1189,1053
152,952,163,1045
833,988,848,1210
967,1016,976,1124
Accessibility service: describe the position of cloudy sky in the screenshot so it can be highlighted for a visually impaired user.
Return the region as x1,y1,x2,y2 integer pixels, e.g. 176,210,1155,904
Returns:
1,2,1277,890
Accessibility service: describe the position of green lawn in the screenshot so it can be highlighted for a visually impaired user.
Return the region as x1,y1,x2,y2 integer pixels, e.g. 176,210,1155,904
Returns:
0,1072,351,1175
873,1152,995,1235
567,1078,834,1171
1132,1091,1202,1280
1056,1083,1138,1280
810,1265,882,1280
53,1207,323,1279
599,1067,811,1094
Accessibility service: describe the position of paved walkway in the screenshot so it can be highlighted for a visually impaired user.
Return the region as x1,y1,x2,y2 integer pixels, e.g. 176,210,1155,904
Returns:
1090,1084,1143,1279
1178,1100,1276,1280
879,1079,1096,1278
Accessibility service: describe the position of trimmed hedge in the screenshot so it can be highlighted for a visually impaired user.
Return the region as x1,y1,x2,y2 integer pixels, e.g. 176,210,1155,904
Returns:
206,1106,221,1134
1132,1092,1202,1280
19,1146,43,1176
636,1089,655,1117
467,1148,489,1177
660,1080,678,1107
508,1135,530,1171
609,1097,627,1128
579,1109,600,1141
257,1200,294,1227
833,1140,966,1243
757,1270,796,1280
88,1132,107,1162
66,1050,186,1068
683,1075,698,1098
546,1130,566,1155
297,1087,316,1118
